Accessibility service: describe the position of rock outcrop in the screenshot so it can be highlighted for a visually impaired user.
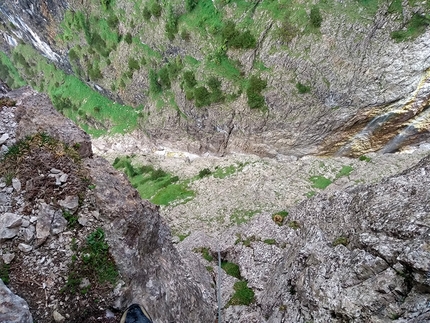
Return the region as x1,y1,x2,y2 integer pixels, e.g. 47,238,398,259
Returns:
0,279,32,323
0,86,214,322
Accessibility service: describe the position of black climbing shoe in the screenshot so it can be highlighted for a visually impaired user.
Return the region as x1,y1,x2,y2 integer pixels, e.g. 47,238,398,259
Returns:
120,304,153,323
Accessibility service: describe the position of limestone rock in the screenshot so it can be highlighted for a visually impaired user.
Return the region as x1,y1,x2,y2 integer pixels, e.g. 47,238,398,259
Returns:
12,178,21,192
86,156,214,322
0,213,22,242
52,310,65,322
0,279,33,323
35,203,54,247
58,195,79,214
2,252,15,264
51,210,68,235
18,243,32,253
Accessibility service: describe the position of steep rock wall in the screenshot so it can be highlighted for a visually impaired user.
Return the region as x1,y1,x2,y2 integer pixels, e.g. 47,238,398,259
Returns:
0,0,429,157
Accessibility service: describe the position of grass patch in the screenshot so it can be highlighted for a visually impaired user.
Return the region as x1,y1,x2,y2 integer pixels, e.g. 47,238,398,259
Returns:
359,155,371,162
213,162,247,179
263,238,277,245
10,44,139,137
221,261,241,279
336,165,353,179
332,236,349,247
194,247,213,262
63,228,118,294
227,281,255,306
113,156,195,206
230,209,259,225
0,51,26,89
309,175,332,189
305,191,316,198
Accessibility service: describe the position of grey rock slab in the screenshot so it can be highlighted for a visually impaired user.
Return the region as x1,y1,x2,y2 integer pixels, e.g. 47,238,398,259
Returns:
18,243,32,253
51,211,67,235
2,252,15,264
0,213,22,242
12,178,21,192
0,279,33,323
0,133,9,145
58,195,79,213
22,227,35,243
35,203,54,247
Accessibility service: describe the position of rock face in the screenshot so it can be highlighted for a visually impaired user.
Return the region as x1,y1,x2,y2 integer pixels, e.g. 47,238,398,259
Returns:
0,279,33,323
0,1,429,157
258,155,430,322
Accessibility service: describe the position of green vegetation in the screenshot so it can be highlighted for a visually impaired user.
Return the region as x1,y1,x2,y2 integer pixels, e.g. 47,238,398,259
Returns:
221,261,241,279
194,247,214,262
247,76,267,110
263,238,277,245
359,155,372,162
9,44,138,137
113,156,195,206
64,228,118,294
227,281,255,306
391,13,430,42
272,210,288,226
309,175,332,189
213,162,248,179
296,82,311,94
0,52,26,89
310,6,323,28
288,220,300,230
198,168,212,178
336,165,354,179
305,191,316,198
0,263,10,284
63,210,79,228
230,209,260,225
333,236,349,247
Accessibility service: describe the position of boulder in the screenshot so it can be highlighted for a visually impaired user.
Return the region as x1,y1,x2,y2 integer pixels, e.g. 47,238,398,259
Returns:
0,279,33,323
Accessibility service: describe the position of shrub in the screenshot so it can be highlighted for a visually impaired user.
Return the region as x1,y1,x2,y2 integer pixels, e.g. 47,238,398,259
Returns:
158,67,171,89
246,76,267,110
107,14,119,29
186,0,198,12
150,2,162,18
194,86,211,107
149,69,162,94
309,175,332,189
100,0,111,10
276,16,298,43
230,30,256,49
296,82,310,94
310,6,322,28
165,4,178,40
183,70,197,88
359,155,371,162
198,168,212,178
143,7,152,21
124,32,133,44
128,58,140,71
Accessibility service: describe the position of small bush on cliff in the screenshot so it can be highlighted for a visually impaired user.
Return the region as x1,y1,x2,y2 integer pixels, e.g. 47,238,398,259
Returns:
246,76,267,110
391,13,430,42
310,6,322,28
